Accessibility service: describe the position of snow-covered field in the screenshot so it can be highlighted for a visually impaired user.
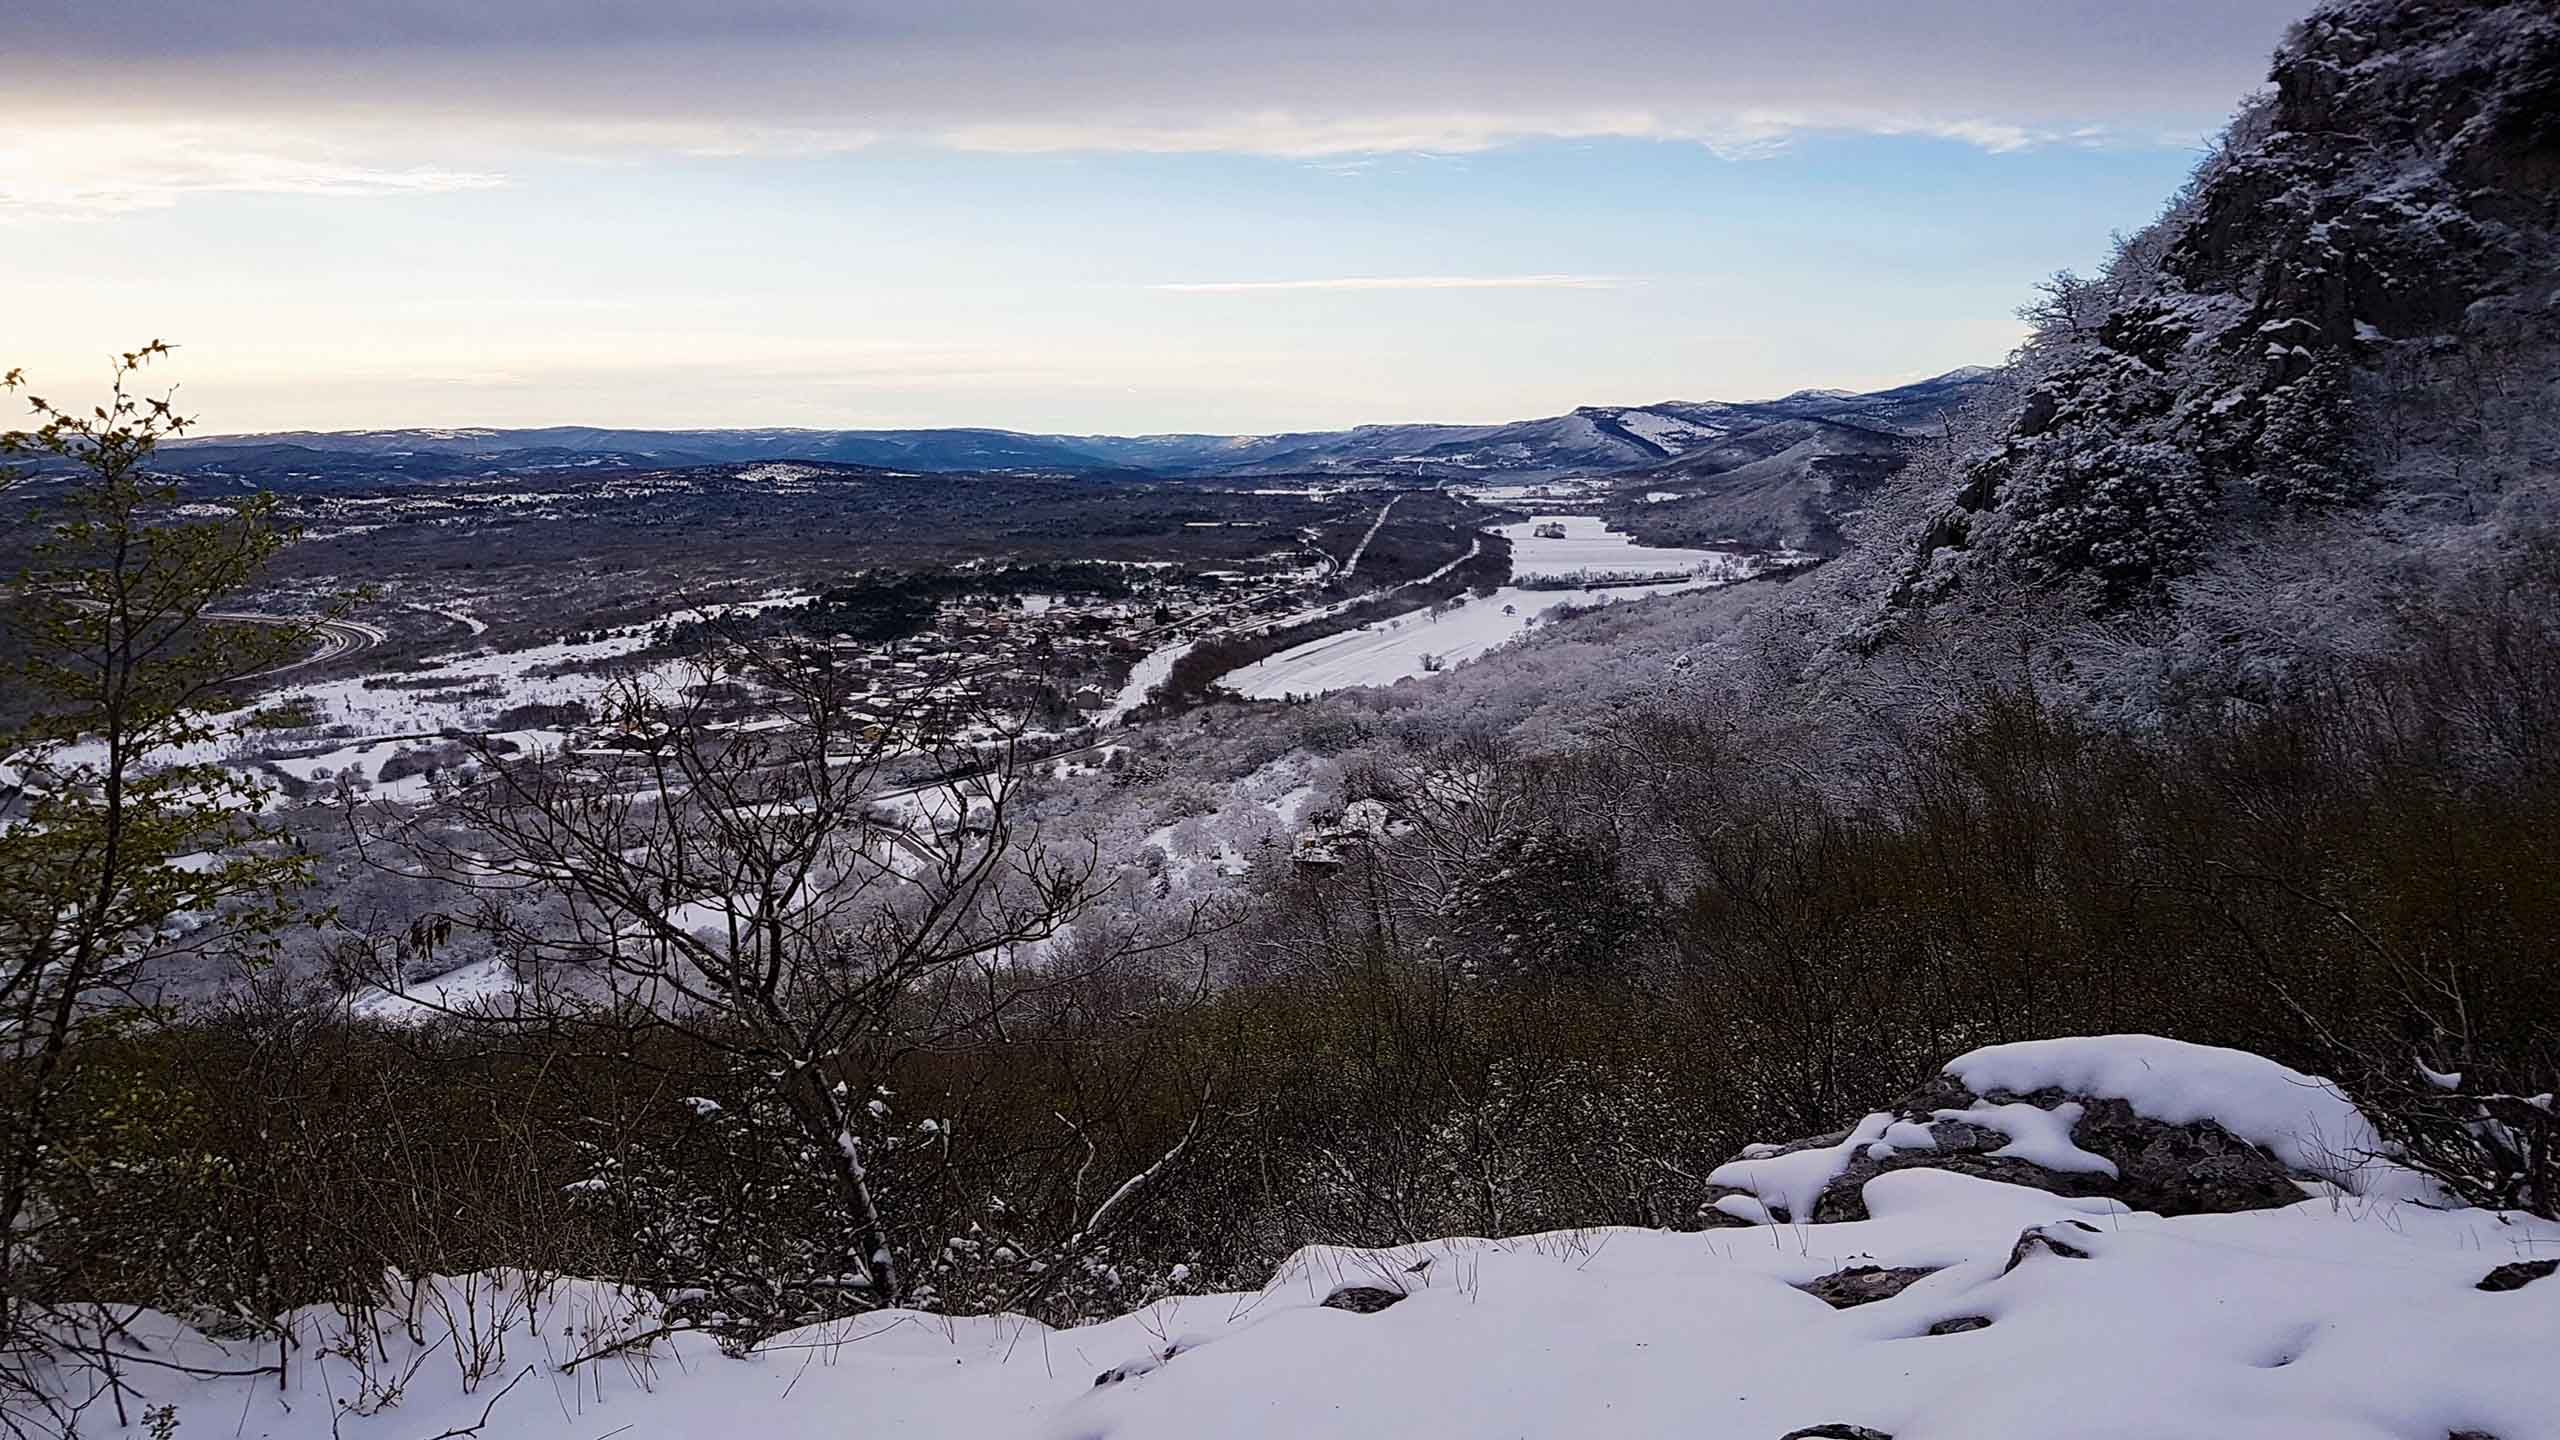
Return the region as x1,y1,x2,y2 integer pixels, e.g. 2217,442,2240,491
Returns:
268,736,454,804
1494,514,1733,581
1101,637,1196,723
42,594,808,799
1229,517,1751,699
351,955,520,1021
89,1036,2560,1440
1227,577,1722,698
1449,478,1614,504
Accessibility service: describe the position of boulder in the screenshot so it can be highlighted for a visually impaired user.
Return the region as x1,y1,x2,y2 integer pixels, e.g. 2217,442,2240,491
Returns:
2476,1259,2558,1293
1795,1265,1940,1310
1713,1069,2315,1226
2003,1221,2099,1274
1319,1285,1407,1314
1696,1186,1766,1227
2015,385,2060,437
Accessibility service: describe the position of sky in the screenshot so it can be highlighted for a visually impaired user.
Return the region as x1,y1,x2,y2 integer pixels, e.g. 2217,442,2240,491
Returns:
3,0,2307,436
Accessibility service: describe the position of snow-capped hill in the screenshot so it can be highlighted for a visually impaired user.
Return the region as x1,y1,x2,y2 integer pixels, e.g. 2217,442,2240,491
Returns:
1163,375,1992,479
97,1036,2559,1440
145,373,2002,489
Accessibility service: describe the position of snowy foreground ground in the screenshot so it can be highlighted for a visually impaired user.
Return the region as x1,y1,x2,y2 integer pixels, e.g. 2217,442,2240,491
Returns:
90,1039,2560,1439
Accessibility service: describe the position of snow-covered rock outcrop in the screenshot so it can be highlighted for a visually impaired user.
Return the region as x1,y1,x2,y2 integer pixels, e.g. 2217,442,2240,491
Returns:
1701,1034,2450,1226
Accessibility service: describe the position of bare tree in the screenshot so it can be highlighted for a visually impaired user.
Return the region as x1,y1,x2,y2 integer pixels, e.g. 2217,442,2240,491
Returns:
366,628,1210,1309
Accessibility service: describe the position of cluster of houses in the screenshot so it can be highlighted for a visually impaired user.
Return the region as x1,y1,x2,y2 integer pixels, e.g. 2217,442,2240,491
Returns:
847,569,1313,729
566,556,1331,763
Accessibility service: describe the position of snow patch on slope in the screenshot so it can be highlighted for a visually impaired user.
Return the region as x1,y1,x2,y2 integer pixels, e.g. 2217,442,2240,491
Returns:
1611,410,1727,453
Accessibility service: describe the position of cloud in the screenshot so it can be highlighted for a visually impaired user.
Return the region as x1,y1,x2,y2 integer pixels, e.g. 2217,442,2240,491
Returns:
573,123,882,160
945,109,2112,161
0,124,505,219
944,112,1685,159
2,1,2301,177
1154,275,1631,293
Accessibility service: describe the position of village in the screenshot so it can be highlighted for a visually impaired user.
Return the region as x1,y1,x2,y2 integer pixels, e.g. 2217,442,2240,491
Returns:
672,546,1341,746
250,541,1363,814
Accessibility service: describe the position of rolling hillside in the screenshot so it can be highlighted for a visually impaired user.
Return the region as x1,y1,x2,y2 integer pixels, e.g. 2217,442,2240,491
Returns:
154,370,1998,490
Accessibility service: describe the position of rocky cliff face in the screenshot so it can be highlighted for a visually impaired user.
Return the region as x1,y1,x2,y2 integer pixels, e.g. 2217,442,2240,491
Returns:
1891,0,2560,610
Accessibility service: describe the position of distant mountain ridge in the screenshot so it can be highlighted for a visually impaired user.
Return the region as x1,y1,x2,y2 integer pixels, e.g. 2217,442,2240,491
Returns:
155,369,1997,488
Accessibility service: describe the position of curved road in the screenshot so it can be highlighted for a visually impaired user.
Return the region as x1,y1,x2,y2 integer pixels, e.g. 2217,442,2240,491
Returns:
52,589,388,679
204,612,388,678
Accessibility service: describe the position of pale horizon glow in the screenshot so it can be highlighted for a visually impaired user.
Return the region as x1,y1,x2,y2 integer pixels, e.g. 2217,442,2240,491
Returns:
1151,275,1630,294
3,0,2307,435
